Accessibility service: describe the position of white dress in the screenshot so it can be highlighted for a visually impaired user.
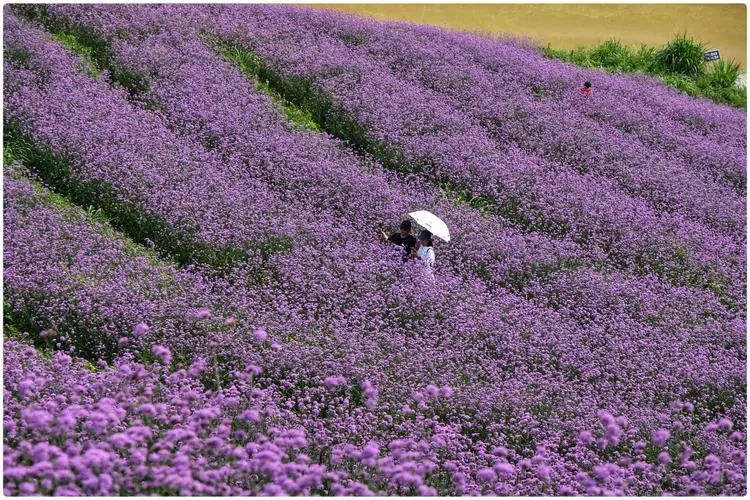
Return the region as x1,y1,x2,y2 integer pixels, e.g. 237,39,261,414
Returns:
417,245,436,282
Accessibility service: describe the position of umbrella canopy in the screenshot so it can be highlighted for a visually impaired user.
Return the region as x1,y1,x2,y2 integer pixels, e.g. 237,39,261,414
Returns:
409,210,451,242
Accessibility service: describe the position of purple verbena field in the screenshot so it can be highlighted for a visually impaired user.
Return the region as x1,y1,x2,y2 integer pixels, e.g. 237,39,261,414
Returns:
3,4,747,496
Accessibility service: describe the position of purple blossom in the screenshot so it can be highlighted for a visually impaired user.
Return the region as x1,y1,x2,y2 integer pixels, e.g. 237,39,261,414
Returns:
652,428,671,446
133,322,150,337
193,309,212,321
151,344,172,365
718,418,734,432
477,467,497,484
658,452,672,464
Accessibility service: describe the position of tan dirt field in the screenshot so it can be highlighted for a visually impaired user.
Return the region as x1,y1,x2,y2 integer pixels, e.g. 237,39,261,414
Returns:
316,4,747,69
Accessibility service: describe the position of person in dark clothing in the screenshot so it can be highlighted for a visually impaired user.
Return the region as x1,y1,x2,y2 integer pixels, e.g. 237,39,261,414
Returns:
381,220,417,261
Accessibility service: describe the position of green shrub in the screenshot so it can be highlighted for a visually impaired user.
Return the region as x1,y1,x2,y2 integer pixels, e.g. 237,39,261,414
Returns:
662,73,701,95
542,45,591,67
655,33,706,76
631,44,657,72
590,39,631,70
707,59,742,88
566,46,594,67
697,77,747,109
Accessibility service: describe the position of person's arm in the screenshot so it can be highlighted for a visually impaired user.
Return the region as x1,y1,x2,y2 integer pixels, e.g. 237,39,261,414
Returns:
380,230,389,241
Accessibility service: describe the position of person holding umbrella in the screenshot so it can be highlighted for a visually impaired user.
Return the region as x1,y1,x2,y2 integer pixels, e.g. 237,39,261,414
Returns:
410,229,436,283
408,211,450,282
382,211,449,277
412,229,436,266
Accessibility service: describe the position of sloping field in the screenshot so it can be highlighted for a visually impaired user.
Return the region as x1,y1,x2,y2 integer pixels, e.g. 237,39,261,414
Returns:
3,5,746,496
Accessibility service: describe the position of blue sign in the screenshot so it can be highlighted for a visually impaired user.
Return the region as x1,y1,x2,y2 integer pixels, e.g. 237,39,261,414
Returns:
704,50,721,62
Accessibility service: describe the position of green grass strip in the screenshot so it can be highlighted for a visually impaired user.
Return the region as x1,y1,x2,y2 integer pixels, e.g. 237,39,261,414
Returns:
5,145,168,268
217,43,322,132
7,9,294,271
52,31,103,78
4,127,255,270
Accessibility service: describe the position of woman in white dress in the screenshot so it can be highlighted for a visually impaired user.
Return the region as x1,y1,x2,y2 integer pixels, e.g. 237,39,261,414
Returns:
412,229,436,281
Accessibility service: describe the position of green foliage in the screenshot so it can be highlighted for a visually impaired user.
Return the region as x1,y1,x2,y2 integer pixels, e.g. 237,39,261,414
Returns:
337,31,370,47
531,83,550,98
662,73,701,94
708,59,742,88
543,33,745,109
217,42,321,132
631,45,658,72
4,128,286,270
590,39,632,70
52,31,102,77
655,33,706,76
664,72,747,109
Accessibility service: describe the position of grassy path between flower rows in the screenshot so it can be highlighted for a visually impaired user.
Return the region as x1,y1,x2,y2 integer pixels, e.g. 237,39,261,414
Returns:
212,38,507,218
3,128,266,270
3,145,184,364
2,174,142,366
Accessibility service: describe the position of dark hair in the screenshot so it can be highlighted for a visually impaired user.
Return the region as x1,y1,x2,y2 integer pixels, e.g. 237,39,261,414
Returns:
399,220,412,231
583,81,592,88
419,229,433,246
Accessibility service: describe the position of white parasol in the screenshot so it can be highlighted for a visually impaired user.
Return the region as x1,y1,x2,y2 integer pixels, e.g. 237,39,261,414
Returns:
409,210,451,242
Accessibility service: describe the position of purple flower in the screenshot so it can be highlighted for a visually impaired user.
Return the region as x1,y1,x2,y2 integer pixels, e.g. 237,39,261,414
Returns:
151,344,172,365
22,409,53,431
424,384,439,398
477,467,497,484
651,428,670,446
240,409,261,423
323,376,346,389
593,465,610,480
193,308,211,320
133,322,150,337
717,418,734,432
494,462,515,477
360,443,379,459
492,446,508,457
577,431,595,446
